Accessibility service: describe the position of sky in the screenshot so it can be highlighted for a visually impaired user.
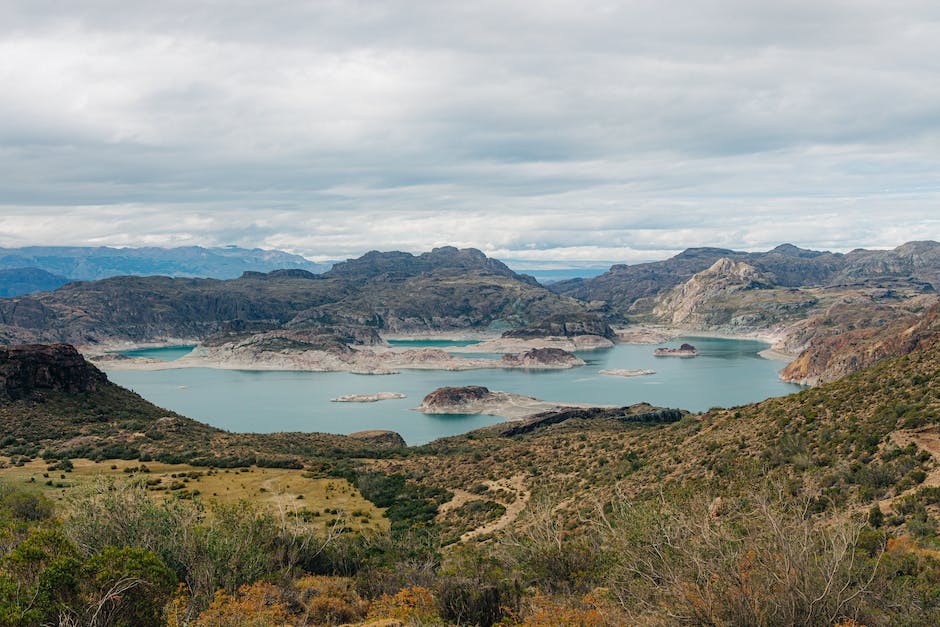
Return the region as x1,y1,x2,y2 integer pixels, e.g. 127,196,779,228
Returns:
1,1,939,267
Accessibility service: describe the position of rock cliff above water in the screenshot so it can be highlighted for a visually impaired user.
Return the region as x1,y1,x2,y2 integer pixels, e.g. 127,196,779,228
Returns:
0,343,106,401
780,302,940,385
417,385,595,420
500,348,585,368
501,313,616,340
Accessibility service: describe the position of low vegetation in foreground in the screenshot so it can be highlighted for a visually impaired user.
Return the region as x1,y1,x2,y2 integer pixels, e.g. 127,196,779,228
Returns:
2,336,940,624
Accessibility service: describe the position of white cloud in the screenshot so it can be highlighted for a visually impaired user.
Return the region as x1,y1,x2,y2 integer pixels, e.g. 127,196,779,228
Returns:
1,1,939,265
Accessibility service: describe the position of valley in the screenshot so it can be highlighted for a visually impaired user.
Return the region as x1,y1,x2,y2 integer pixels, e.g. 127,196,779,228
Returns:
2,242,940,625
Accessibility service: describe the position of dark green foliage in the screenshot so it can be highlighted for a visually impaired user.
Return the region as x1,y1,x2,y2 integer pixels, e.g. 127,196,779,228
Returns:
0,483,176,626
437,578,505,626
328,465,451,535
80,547,177,627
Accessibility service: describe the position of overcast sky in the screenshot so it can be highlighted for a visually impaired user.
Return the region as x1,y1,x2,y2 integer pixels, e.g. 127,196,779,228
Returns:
1,1,938,266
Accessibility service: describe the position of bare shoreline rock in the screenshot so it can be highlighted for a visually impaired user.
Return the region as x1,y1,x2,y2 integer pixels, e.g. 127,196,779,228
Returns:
347,430,407,447
331,392,406,402
653,343,699,357
415,385,600,421
599,368,656,377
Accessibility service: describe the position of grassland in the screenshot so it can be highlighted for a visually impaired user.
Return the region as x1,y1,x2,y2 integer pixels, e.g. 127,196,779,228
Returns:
0,457,387,534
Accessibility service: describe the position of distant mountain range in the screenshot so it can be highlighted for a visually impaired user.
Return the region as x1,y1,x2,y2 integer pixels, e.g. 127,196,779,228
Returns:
0,267,71,298
0,245,330,282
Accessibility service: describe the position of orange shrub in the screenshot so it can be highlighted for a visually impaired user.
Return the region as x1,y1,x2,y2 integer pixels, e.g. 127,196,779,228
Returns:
366,585,441,623
192,582,289,626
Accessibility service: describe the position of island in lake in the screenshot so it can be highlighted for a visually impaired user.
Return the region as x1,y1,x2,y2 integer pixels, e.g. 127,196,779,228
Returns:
654,343,699,357
599,368,656,377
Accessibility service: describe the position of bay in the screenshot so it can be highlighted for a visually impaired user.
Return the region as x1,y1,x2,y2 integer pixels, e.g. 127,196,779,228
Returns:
108,337,803,446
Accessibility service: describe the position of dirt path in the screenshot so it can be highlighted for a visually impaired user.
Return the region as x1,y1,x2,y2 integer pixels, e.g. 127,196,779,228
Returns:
879,427,940,512
437,474,531,542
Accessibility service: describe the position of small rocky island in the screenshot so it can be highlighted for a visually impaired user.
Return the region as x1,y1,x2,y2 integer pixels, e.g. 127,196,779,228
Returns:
599,368,656,377
416,385,597,420
500,347,585,368
331,392,406,402
653,343,699,357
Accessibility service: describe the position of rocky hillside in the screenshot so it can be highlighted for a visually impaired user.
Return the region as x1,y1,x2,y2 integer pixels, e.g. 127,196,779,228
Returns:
501,312,615,339
553,240,940,317
0,247,588,345
651,258,774,327
0,344,391,465
0,343,105,400
640,255,935,352
781,301,940,385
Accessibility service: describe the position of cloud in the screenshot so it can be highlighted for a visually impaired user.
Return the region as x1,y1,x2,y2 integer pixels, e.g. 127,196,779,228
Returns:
1,1,939,264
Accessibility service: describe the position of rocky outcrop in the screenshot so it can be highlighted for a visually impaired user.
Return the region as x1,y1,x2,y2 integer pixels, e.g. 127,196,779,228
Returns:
599,368,656,377
0,344,107,401
780,302,940,385
502,313,616,340
204,324,382,349
501,404,685,436
500,348,585,368
347,430,407,447
654,343,699,357
652,259,774,327
420,386,495,413
332,392,406,402
416,385,596,420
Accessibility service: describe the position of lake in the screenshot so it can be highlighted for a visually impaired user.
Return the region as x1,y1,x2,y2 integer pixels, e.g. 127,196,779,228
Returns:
108,337,803,445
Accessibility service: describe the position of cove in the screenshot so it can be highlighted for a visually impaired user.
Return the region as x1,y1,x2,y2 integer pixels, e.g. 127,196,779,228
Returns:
107,337,803,446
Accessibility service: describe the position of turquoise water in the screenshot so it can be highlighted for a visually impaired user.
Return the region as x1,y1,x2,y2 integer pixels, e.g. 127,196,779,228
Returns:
108,337,802,446
118,346,195,361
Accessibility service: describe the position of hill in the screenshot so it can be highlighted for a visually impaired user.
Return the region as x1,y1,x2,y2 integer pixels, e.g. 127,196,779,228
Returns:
2,336,940,623
0,245,329,280
0,344,393,467
0,267,72,297
0,247,589,346
552,240,940,318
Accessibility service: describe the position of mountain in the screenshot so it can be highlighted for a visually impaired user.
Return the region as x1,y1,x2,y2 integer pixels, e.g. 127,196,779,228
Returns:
651,258,774,327
0,245,329,280
551,241,940,317
0,247,588,345
0,267,71,297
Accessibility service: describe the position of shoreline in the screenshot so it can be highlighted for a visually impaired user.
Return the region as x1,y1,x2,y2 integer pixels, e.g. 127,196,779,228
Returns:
85,324,797,373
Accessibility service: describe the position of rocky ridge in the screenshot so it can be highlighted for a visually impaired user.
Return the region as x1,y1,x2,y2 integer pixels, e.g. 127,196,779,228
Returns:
780,301,940,385
552,240,940,317
0,247,588,347
0,343,106,401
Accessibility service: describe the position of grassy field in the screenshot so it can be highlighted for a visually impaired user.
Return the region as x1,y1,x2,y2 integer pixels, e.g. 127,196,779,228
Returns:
0,457,388,533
